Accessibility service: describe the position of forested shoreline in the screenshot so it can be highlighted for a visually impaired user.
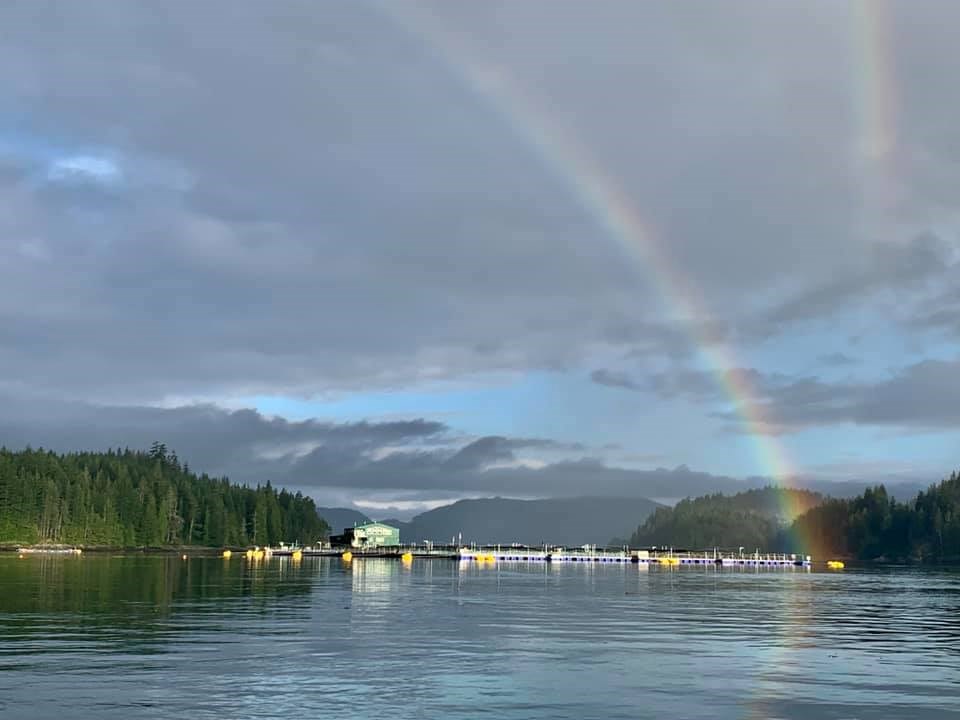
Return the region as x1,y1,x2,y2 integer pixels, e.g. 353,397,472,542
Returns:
789,472,960,562
629,487,823,551
630,474,960,563
0,445,328,548
4,442,957,561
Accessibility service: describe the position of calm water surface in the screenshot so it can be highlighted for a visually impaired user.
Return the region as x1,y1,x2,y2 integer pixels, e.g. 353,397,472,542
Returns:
1,555,958,719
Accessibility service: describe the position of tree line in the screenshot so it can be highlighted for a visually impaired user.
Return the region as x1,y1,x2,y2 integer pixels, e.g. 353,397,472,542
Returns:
0,444,329,548
630,474,960,562
629,487,822,552
788,472,960,562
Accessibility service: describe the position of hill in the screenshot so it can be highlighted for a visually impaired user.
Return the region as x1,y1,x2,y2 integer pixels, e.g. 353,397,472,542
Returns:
629,487,823,550
316,507,371,534
394,496,662,546
787,471,960,562
0,445,328,547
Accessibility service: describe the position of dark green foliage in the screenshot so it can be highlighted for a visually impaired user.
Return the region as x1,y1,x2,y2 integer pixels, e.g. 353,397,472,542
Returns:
788,472,960,562
629,487,822,551
628,475,960,562
0,446,328,547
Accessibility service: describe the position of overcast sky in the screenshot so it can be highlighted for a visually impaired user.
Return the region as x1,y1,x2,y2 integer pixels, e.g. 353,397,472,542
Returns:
1,1,958,514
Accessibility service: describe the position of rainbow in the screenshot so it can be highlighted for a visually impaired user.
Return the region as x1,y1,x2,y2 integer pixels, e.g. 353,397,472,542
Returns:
372,9,903,717
852,0,898,168
377,3,802,494
851,0,900,224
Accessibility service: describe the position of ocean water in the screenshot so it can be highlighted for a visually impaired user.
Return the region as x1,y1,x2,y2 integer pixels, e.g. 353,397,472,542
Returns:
1,555,957,719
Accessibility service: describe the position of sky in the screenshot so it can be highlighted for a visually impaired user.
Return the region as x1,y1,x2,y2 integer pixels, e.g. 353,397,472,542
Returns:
1,1,959,516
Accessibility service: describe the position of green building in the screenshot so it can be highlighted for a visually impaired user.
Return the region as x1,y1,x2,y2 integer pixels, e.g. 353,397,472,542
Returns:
330,522,400,549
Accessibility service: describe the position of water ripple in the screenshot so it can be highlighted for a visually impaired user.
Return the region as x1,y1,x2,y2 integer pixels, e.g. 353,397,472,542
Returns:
0,556,958,719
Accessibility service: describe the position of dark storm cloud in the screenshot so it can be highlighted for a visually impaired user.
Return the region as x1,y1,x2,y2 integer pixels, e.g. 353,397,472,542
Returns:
442,436,583,471
0,393,937,501
2,1,960,405
0,394,448,478
0,392,750,497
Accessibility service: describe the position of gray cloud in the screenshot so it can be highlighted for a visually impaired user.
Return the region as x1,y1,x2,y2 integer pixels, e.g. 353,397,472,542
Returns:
1,0,960,504
818,352,858,367
761,234,957,331
590,369,642,391
0,393,448,478
912,286,960,337
592,357,960,432
442,435,582,472
0,392,937,505
592,366,786,404
759,359,960,429
0,2,958,406
0,392,753,499
715,361,960,432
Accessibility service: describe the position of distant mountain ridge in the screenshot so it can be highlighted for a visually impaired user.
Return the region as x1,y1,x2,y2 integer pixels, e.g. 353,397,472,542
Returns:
321,496,662,546
315,507,371,534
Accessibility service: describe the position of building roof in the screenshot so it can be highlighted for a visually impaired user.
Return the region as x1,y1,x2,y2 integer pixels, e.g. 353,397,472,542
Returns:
354,521,398,531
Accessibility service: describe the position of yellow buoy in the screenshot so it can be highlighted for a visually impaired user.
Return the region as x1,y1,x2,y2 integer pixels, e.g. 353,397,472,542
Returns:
18,553,24,559
222,550,232,559
292,550,303,561
342,551,353,562
245,549,254,559
827,560,845,569
401,552,413,563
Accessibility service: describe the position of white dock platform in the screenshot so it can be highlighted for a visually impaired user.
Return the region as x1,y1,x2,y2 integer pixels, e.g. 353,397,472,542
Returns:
457,548,811,568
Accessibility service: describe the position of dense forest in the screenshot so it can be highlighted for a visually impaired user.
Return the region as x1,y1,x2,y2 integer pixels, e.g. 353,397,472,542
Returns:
0,445,328,548
787,472,960,562
630,475,960,562
629,487,823,551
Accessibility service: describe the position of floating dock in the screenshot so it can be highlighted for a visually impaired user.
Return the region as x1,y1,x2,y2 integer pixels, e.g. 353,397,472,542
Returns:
257,544,811,568
457,548,811,568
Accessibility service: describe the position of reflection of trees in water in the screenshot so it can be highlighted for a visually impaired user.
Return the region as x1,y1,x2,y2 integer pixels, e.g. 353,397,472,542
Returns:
0,555,317,653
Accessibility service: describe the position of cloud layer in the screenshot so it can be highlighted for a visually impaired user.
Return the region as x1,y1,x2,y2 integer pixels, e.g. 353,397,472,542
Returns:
0,393,743,499
1,1,957,405
1,2,958,502
592,357,960,434
0,394,935,513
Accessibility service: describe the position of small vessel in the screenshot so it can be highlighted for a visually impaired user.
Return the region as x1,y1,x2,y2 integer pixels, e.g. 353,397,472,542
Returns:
16,546,82,555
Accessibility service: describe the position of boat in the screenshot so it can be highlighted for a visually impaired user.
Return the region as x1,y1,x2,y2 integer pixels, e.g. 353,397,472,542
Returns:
16,546,82,555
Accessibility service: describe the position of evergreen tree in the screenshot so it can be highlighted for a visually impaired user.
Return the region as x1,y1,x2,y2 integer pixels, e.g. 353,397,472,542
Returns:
789,471,960,561
0,446,328,547
628,476,960,562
